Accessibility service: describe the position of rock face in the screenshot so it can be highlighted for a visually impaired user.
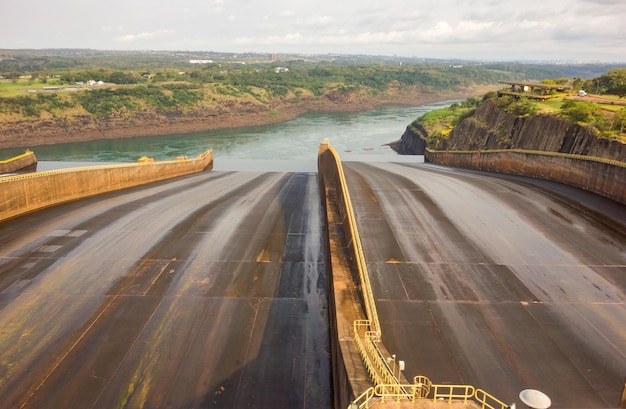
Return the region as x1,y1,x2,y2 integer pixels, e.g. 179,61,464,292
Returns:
387,123,429,155
438,99,626,162
393,99,626,162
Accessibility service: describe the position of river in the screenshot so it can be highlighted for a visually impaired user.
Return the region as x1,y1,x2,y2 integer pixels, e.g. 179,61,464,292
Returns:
1,100,458,171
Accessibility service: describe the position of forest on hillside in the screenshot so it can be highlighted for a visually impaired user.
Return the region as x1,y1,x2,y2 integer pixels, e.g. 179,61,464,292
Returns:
1,50,624,125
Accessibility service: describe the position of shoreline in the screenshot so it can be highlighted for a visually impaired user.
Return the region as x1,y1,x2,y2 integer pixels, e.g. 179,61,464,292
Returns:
0,88,490,151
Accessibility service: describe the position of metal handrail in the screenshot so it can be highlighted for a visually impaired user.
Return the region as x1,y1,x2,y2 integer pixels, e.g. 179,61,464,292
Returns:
413,375,432,398
474,388,509,409
351,387,376,409
431,384,475,404
374,384,414,402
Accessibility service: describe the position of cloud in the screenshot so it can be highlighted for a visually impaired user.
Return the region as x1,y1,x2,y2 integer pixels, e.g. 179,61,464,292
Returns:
295,15,333,27
234,33,304,45
115,29,174,43
3,0,624,61
102,26,123,32
580,0,624,4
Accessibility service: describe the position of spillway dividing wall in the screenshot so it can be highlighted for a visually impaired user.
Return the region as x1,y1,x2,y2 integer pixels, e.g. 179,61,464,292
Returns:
318,142,380,334
0,150,213,222
319,142,359,409
425,149,626,205
318,141,382,408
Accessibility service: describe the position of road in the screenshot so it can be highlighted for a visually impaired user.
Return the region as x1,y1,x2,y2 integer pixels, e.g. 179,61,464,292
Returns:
342,161,626,408
0,170,330,409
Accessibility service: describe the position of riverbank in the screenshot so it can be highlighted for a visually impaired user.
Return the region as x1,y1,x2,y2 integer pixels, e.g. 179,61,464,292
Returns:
0,86,493,150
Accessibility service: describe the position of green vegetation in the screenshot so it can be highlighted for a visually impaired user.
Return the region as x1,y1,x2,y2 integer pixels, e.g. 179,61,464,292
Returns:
0,92,75,117
496,95,539,116
0,83,205,117
410,68,626,145
559,99,626,138
1,50,625,142
575,68,626,97
0,56,522,120
410,96,482,147
72,85,204,115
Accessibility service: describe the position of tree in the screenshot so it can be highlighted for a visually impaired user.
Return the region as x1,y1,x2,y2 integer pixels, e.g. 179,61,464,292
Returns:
560,100,597,123
508,97,538,116
602,68,626,97
108,71,137,84
572,77,584,91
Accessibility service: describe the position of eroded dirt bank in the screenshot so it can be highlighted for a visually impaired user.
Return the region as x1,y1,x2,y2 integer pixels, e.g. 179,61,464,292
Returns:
0,88,488,150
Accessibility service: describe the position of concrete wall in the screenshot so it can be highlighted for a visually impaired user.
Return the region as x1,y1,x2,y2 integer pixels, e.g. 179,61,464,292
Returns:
319,141,372,409
0,150,213,222
319,143,357,409
0,150,37,174
425,149,626,205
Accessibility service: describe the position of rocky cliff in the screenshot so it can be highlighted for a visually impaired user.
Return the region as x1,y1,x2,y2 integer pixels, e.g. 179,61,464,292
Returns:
386,123,429,155
393,99,626,162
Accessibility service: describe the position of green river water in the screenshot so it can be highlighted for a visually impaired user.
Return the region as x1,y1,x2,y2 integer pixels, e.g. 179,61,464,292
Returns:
1,100,458,171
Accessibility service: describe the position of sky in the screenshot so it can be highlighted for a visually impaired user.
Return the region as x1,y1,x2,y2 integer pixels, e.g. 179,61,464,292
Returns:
2,0,625,62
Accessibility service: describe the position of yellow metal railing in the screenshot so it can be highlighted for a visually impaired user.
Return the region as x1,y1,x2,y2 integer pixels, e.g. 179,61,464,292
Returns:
354,382,508,409
353,321,383,386
351,387,376,409
353,321,396,387
374,384,415,402
432,384,475,404
329,144,381,335
413,375,432,398
474,388,510,409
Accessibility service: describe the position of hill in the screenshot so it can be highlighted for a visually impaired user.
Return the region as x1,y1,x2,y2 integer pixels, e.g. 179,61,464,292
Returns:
389,69,626,161
2,50,623,150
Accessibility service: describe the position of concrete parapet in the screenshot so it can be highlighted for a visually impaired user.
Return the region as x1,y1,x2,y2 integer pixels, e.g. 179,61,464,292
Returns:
425,149,626,205
0,150,37,174
0,149,213,222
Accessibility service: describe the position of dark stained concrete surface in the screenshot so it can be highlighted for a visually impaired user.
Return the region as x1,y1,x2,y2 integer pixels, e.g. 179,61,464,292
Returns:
343,162,626,409
2,159,625,409
0,170,330,409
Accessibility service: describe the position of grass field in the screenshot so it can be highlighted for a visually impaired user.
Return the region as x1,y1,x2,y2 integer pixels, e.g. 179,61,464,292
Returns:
536,93,626,114
537,97,564,113
0,78,69,97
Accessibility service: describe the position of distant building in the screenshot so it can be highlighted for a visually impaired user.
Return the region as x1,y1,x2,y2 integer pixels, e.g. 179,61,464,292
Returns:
498,81,572,100
274,67,289,73
189,59,213,64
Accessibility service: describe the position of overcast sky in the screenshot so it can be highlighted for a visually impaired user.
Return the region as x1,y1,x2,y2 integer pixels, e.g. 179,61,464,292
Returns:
2,0,625,62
